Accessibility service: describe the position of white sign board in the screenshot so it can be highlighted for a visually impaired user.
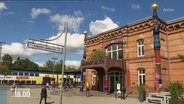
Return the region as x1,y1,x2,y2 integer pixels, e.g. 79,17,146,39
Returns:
27,39,64,54
117,83,121,93
117,83,120,90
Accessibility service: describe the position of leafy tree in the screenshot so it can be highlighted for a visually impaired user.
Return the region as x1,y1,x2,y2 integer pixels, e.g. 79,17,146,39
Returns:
169,82,183,103
38,66,46,71
0,64,9,81
91,50,105,60
0,54,12,75
44,60,54,71
178,54,184,61
54,60,66,72
0,54,13,84
2,54,12,69
28,60,39,70
66,66,77,71
13,58,39,70
41,60,66,72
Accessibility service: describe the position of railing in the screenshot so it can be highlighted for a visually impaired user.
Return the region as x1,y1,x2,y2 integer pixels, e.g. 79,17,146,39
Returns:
79,56,122,70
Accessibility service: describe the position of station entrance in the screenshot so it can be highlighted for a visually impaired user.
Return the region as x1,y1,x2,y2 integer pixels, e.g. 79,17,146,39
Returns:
108,71,122,93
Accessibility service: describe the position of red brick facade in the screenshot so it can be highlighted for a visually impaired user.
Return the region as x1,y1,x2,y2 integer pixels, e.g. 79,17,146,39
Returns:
80,17,184,94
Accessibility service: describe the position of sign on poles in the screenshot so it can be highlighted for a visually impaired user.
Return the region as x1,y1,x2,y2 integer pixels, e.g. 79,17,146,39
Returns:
27,39,64,54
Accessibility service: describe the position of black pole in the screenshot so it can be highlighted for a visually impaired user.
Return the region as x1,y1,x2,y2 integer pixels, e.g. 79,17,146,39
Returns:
121,40,126,100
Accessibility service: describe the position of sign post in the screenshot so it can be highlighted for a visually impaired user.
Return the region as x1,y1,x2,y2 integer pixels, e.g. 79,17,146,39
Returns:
27,22,68,104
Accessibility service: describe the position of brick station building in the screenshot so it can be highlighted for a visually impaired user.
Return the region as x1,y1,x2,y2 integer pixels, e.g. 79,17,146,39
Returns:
79,16,184,94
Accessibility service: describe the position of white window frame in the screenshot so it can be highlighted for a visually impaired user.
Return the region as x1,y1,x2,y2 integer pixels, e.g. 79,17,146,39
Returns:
137,40,144,57
138,69,145,85
106,44,122,60
92,72,96,85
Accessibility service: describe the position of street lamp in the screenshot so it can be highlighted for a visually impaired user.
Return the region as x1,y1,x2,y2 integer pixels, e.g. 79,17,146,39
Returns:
120,40,126,100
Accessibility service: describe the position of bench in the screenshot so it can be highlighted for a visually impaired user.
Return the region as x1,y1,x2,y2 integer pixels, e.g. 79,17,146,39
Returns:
146,96,164,104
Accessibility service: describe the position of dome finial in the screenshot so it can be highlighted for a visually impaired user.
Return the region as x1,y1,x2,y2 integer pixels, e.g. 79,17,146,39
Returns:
152,3,158,10
83,31,88,35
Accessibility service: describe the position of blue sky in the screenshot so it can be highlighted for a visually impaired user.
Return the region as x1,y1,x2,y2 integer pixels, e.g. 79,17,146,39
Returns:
0,0,183,68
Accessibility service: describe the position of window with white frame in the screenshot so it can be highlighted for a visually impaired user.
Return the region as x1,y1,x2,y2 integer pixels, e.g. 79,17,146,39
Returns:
92,72,96,85
137,40,144,56
106,44,122,60
138,69,145,85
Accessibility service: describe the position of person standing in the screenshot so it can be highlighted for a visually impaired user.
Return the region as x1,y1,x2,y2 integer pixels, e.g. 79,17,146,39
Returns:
40,85,47,104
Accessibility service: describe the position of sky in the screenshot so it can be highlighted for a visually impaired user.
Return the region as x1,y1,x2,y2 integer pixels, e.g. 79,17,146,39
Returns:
0,0,184,68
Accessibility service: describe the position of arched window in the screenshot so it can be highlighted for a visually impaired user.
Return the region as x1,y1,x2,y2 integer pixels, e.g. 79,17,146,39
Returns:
138,69,145,85
106,44,122,60
137,40,144,57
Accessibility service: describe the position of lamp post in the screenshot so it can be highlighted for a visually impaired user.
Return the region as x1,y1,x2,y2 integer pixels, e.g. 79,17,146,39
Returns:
120,40,126,100
80,30,87,92
152,3,162,93
0,41,5,62
60,22,68,104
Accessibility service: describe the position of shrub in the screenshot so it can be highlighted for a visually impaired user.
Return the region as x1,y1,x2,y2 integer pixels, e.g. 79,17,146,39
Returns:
138,84,146,94
138,84,146,102
169,82,183,103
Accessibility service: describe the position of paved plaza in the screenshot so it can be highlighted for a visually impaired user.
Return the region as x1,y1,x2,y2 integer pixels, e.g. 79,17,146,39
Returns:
6,87,149,104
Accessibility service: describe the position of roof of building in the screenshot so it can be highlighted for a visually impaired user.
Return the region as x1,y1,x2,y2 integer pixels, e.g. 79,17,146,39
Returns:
86,16,184,40
167,16,184,24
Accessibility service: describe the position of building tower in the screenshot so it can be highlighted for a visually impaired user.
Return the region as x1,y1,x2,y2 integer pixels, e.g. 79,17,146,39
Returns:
152,3,162,92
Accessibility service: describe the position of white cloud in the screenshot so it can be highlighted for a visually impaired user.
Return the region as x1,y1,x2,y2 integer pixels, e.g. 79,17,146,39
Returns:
31,8,51,19
35,61,44,67
2,32,84,61
65,60,81,68
47,32,84,54
0,2,8,11
2,42,50,60
101,6,115,12
50,11,84,33
89,17,118,35
131,3,141,10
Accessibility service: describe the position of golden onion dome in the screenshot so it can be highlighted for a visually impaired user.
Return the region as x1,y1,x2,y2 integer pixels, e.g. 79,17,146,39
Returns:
152,3,158,10
83,31,88,35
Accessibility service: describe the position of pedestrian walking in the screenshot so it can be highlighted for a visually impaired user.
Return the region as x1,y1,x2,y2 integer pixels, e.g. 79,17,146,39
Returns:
11,82,16,92
39,85,47,104
53,82,56,90
46,82,50,90
86,81,90,97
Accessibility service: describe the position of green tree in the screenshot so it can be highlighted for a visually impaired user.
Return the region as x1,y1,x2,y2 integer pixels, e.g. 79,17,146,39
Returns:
13,58,39,70
178,54,184,61
0,54,12,74
169,82,183,103
91,50,105,60
0,64,9,83
54,60,65,72
66,66,77,71
2,54,12,70
44,60,54,71
0,54,13,84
